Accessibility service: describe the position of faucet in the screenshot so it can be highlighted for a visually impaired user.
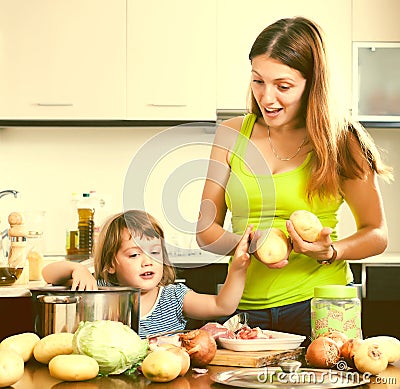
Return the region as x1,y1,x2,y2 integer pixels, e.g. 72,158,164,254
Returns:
0,189,19,199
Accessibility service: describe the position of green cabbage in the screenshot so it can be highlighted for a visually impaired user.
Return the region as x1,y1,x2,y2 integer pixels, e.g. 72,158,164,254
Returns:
72,320,148,375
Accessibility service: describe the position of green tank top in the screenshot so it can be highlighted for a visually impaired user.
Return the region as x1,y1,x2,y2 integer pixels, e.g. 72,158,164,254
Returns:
225,113,353,309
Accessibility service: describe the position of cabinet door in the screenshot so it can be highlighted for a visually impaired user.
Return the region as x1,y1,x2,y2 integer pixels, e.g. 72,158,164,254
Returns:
127,0,216,121
352,0,400,41
216,0,352,111
0,0,126,119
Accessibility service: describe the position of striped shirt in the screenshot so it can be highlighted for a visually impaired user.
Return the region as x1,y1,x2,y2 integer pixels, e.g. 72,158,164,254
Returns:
139,283,190,339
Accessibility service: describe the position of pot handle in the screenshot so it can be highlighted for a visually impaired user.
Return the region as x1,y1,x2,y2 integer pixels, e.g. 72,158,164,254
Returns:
37,295,82,304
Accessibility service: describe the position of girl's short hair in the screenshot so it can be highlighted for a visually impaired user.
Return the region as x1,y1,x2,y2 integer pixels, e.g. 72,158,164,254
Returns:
94,210,176,286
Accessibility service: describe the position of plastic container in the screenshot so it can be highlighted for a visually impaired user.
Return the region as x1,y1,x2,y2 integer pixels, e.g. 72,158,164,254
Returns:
27,234,44,281
25,211,46,281
311,285,362,340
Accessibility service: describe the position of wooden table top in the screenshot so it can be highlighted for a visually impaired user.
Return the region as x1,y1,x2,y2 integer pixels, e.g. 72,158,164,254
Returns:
12,359,400,389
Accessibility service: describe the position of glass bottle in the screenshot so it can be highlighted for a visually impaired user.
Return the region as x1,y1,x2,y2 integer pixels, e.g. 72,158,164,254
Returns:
77,193,95,259
0,234,16,286
66,193,79,259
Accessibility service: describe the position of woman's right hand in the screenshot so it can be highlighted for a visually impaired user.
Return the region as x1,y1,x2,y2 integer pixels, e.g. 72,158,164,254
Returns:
70,265,98,291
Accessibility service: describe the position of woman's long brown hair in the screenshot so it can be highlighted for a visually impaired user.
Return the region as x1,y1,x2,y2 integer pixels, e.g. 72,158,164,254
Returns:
248,17,392,201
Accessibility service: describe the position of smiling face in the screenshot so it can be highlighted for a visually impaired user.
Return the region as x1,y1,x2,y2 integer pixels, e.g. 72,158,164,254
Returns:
251,55,307,129
108,228,164,292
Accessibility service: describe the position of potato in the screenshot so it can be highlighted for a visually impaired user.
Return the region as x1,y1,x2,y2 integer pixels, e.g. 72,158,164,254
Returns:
363,336,400,363
158,344,191,376
0,332,40,362
256,228,289,264
290,210,323,242
49,354,99,381
0,348,24,387
33,332,74,364
141,349,182,382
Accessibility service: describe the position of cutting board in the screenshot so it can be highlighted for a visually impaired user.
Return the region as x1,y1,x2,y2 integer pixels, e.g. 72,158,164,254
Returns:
210,347,304,367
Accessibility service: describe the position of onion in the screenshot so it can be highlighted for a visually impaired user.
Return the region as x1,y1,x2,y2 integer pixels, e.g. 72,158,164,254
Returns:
179,329,217,367
319,330,348,349
353,342,388,375
363,336,400,364
340,338,363,368
306,336,341,368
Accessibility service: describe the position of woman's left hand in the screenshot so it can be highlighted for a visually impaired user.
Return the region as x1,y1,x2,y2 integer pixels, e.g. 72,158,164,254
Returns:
286,220,334,261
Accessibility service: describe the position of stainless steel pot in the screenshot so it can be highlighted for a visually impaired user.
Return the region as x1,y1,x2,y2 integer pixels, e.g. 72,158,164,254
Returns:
30,286,140,337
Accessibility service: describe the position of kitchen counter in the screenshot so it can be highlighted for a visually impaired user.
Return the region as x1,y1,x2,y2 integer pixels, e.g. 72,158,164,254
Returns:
175,252,400,265
12,359,400,389
347,252,400,264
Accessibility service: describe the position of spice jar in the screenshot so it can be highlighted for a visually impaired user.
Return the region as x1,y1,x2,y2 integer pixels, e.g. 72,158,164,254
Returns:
311,285,361,340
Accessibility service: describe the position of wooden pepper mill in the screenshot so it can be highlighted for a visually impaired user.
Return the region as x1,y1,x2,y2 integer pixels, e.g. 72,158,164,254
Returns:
8,211,29,285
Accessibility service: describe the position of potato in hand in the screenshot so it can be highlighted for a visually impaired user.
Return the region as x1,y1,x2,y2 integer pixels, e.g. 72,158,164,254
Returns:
255,228,290,264
290,210,323,242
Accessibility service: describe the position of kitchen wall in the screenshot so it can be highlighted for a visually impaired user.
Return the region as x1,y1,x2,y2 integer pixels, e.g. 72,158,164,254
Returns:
0,126,161,254
0,125,216,255
0,125,399,256
336,128,400,253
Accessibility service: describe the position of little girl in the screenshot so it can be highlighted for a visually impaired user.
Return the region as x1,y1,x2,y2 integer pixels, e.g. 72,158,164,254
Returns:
42,210,252,338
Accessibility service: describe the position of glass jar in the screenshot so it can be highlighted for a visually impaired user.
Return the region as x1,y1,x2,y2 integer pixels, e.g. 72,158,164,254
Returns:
25,211,46,281
311,285,362,340
27,232,44,281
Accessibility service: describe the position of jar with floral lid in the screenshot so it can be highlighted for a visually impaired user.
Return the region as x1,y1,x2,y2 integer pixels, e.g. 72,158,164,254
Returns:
311,285,362,340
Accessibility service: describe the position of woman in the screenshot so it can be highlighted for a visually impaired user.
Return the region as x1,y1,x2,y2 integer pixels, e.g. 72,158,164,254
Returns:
196,17,392,339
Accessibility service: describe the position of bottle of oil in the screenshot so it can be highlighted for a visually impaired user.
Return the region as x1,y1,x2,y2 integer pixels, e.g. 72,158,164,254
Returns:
77,193,95,259
66,193,79,259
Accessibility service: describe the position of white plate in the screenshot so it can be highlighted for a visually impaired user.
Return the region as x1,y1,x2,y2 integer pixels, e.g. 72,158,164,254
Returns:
218,330,306,351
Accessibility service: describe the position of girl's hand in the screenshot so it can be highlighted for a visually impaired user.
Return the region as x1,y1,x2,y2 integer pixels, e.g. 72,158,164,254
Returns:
230,225,253,271
249,229,291,269
70,266,98,291
286,220,334,261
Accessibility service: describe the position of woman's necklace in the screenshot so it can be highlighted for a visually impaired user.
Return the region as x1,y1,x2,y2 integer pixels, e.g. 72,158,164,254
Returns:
267,126,307,161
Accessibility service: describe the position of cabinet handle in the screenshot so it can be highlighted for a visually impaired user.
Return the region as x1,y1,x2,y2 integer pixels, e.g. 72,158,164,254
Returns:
148,103,187,107
361,264,367,299
36,103,74,107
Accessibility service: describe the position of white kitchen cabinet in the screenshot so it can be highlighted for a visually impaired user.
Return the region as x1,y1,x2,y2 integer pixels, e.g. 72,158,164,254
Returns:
216,0,352,111
0,0,126,120
352,0,400,42
126,0,217,121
